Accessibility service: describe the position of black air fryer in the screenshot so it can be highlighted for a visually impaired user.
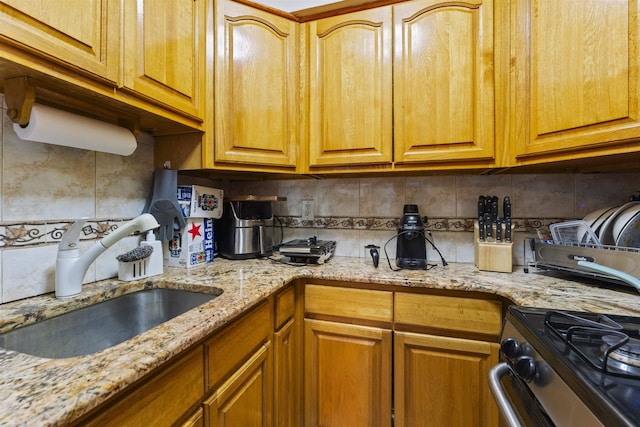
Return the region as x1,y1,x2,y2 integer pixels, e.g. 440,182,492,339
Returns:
396,204,428,269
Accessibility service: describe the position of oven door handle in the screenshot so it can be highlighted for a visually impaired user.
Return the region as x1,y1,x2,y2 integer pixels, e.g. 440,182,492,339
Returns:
489,363,523,427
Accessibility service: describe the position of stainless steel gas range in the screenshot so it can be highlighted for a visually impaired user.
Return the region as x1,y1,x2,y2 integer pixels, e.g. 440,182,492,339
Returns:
490,306,640,427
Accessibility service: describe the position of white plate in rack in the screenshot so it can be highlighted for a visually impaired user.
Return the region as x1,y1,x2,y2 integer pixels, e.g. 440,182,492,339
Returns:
614,204,640,248
581,206,616,241
598,202,640,245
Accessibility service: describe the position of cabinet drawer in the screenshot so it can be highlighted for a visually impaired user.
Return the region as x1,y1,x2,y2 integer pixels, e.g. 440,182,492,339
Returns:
205,300,272,391
394,293,502,337
275,285,295,330
305,284,393,323
83,346,204,427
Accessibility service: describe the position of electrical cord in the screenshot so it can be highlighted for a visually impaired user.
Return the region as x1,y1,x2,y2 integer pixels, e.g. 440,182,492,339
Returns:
425,229,448,267
273,215,284,249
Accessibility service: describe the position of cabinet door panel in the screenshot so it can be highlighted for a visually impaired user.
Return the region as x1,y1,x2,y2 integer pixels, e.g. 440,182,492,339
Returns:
205,300,272,392
123,0,204,119
308,7,393,167
394,0,495,163
304,319,392,427
214,0,298,168
0,0,119,82
204,343,273,427
512,0,640,161
274,319,298,427
394,332,499,427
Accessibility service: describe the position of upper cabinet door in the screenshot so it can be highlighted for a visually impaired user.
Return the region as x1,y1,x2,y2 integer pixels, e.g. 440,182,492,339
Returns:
123,0,205,120
511,0,640,163
0,0,120,83
307,7,393,168
393,0,495,164
213,0,299,169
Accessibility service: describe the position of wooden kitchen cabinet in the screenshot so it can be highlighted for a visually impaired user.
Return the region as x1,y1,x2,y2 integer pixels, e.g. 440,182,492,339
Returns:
210,0,299,170
203,300,274,426
393,292,502,427
394,332,499,427
393,0,496,167
304,284,393,427
510,0,640,165
78,346,205,427
305,319,393,427
0,0,120,83
122,0,205,120
306,0,498,172
204,342,273,427
304,284,503,426
307,6,393,169
274,285,301,427
73,291,290,427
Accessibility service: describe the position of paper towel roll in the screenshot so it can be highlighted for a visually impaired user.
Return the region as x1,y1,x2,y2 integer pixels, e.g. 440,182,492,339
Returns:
13,104,137,156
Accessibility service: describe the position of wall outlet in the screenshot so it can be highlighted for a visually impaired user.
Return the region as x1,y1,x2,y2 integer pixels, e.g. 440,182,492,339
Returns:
301,200,315,221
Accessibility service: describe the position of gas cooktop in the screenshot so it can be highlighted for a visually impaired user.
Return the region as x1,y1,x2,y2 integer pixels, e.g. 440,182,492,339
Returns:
505,306,640,426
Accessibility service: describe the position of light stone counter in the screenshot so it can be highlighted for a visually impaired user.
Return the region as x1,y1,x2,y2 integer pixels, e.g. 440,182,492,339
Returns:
0,257,639,426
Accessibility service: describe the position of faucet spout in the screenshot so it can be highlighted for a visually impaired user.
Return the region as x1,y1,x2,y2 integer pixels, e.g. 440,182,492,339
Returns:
55,213,160,298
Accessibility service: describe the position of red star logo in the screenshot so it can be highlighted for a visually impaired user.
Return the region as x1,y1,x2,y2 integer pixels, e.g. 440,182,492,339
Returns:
188,222,202,240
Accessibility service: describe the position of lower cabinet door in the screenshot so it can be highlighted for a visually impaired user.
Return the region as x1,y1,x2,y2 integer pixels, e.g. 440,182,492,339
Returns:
204,342,273,427
394,331,500,427
274,318,299,427
304,319,392,427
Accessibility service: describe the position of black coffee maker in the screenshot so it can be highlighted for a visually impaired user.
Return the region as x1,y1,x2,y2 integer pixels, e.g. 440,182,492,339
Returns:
396,204,428,269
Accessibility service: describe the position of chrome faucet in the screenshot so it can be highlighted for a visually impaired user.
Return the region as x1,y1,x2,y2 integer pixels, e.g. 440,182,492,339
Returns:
55,213,160,298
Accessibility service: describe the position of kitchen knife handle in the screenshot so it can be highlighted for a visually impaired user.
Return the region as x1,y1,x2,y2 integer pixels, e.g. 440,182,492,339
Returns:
496,219,502,242
503,196,512,219
505,218,512,242
478,197,485,220
478,217,485,241
485,213,493,240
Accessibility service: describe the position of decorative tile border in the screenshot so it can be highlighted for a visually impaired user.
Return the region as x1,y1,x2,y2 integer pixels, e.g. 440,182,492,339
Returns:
0,217,565,248
0,219,128,248
275,216,566,234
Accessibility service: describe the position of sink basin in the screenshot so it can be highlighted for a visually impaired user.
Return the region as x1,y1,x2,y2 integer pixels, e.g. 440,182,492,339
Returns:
0,288,221,359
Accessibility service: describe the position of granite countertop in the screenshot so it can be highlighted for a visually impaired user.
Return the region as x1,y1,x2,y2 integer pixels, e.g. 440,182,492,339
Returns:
1,257,639,426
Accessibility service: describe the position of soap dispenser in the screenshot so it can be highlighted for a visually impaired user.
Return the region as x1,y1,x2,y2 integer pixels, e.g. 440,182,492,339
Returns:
141,230,164,277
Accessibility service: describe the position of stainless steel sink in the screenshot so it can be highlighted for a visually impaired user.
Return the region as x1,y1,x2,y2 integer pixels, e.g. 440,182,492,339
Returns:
0,288,221,359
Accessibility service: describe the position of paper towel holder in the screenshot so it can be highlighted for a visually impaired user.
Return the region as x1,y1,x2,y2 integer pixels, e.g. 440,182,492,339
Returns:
4,76,35,127
5,76,141,138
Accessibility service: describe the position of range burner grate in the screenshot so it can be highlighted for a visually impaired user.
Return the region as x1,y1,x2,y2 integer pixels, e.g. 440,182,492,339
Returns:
544,310,640,378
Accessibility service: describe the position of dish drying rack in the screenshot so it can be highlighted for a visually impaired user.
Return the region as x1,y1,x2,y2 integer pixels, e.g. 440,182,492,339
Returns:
525,238,640,290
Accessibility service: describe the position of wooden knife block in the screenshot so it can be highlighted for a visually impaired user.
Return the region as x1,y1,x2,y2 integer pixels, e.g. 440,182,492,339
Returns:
474,221,514,273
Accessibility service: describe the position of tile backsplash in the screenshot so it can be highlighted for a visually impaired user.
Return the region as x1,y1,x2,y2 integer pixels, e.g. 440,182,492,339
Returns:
1,92,639,303
0,94,154,302
230,174,640,267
